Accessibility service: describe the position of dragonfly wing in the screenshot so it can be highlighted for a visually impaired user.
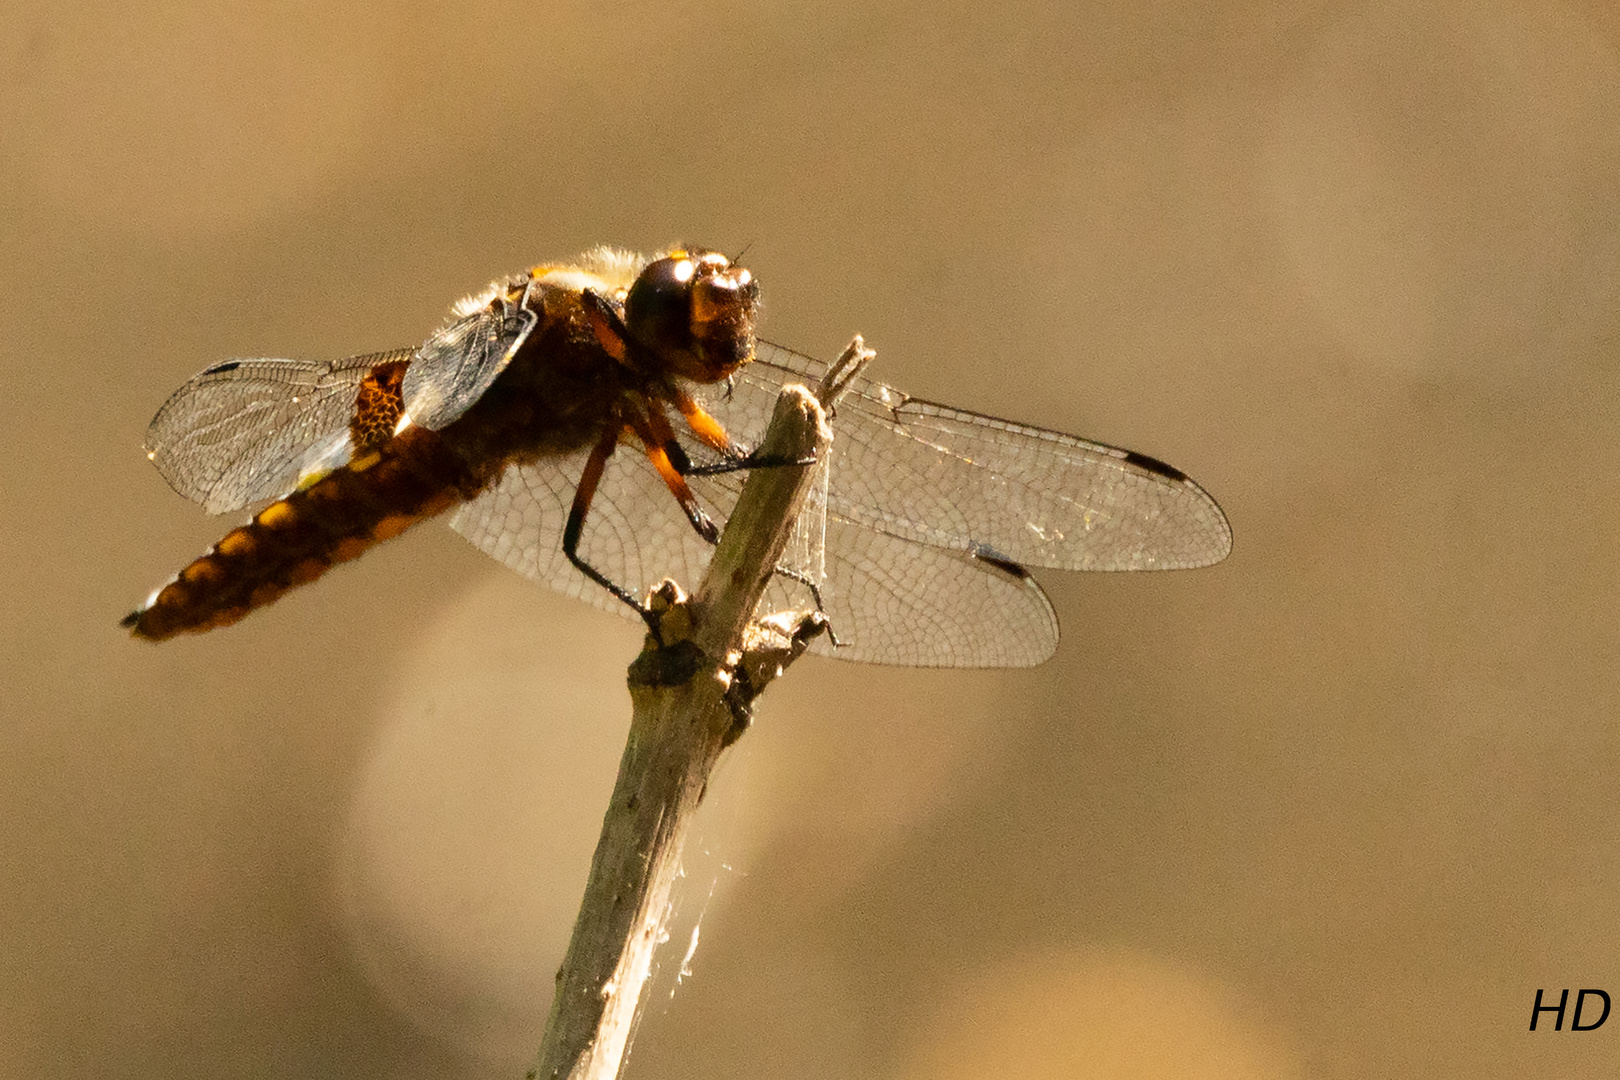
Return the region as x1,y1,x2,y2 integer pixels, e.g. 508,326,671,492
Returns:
803,516,1058,666
448,439,727,621
144,350,412,514
452,431,1057,667
452,327,1216,666
680,457,1059,666
402,296,535,432
727,341,1233,572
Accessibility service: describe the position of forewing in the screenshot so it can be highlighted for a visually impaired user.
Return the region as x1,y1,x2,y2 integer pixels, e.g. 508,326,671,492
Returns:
144,350,411,514
402,299,534,432
707,341,1233,572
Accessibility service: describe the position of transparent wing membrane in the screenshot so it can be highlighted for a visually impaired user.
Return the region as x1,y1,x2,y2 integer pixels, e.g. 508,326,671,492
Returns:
401,293,536,431
729,342,1233,572
143,350,412,514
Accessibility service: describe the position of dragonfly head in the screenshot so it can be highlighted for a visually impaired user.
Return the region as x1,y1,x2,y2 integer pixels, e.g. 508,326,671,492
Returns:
624,249,759,383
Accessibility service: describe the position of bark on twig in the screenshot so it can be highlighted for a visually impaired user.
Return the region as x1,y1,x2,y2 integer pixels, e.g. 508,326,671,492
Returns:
531,338,872,1080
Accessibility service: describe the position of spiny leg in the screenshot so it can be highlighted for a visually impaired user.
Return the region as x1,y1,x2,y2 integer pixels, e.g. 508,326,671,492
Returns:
629,404,721,544
579,288,630,363
666,384,817,476
669,383,734,454
564,423,657,625
639,398,836,630
668,443,820,478
577,294,828,627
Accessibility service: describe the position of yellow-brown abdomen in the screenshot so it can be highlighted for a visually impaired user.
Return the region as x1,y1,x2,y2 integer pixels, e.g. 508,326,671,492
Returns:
123,427,477,641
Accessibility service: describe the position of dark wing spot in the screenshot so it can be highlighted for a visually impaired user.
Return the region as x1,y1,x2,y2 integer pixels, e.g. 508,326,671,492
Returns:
1123,449,1188,484
202,360,242,375
969,543,1033,580
118,609,141,629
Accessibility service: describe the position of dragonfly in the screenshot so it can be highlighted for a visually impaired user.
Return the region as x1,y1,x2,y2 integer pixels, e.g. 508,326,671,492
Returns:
122,247,1231,667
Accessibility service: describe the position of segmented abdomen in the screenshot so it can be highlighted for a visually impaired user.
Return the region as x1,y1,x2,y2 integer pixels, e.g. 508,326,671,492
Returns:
123,428,482,640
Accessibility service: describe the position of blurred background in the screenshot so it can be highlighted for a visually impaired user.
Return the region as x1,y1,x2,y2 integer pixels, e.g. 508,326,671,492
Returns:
4,0,1619,1076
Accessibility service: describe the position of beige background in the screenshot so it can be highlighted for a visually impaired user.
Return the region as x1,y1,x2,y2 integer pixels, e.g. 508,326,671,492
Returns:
4,1,1619,1077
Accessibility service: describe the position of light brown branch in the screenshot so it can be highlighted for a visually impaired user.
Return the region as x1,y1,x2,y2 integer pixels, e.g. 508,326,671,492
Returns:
531,339,872,1080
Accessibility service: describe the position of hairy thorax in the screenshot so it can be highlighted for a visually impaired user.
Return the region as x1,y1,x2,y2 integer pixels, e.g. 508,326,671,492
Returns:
440,280,638,479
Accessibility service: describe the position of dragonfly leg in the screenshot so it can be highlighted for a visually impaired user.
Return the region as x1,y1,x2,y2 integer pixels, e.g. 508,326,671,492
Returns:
630,404,722,544
668,384,736,454
756,562,841,648
637,405,837,637
677,447,819,477
665,385,817,475
579,288,630,363
564,423,660,629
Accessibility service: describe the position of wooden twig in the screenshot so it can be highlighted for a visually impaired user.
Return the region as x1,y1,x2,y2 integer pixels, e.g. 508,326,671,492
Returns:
530,338,873,1080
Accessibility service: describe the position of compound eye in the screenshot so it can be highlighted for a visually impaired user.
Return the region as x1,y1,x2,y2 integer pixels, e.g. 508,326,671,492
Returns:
623,251,758,381
624,255,698,349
